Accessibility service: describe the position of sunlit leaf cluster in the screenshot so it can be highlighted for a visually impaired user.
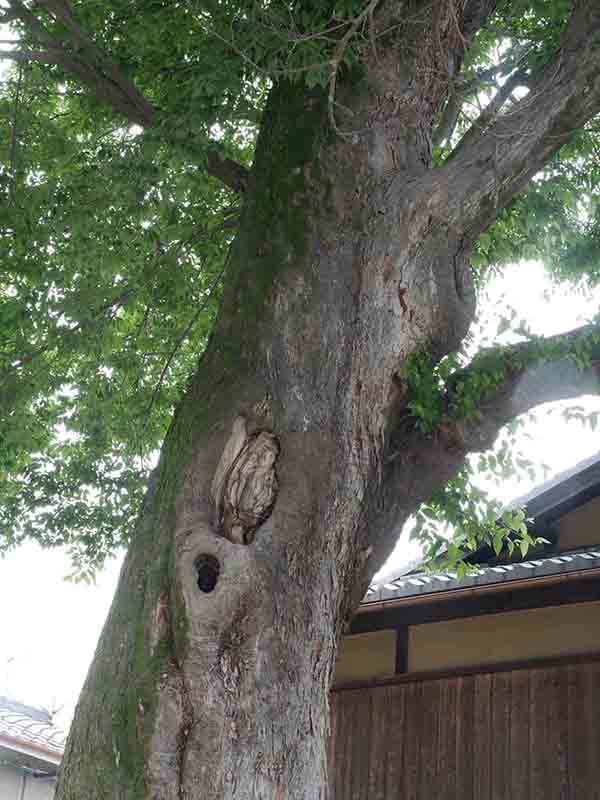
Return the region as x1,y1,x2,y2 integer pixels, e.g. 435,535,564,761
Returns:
0,49,238,566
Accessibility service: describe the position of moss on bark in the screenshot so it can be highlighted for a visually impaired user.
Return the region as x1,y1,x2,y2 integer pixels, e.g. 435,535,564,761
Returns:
57,78,330,800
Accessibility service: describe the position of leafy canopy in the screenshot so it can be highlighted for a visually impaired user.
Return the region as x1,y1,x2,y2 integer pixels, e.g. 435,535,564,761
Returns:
1,0,599,575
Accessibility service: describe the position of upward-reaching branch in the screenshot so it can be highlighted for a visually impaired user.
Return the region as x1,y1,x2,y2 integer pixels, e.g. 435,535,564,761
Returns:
430,0,600,239
433,49,531,148
449,67,530,156
2,0,249,194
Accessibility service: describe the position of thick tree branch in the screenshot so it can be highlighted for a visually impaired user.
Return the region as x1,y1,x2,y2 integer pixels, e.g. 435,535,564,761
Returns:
392,323,600,483
205,152,249,194
461,0,499,39
363,324,600,582
6,0,154,125
37,0,155,124
3,0,249,193
446,324,600,453
431,0,600,238
448,67,530,157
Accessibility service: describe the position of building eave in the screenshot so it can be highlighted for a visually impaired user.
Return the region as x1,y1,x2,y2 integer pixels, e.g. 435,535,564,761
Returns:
0,734,61,767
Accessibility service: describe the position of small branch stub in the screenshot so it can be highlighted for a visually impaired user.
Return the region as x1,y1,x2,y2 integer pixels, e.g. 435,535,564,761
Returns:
211,416,280,544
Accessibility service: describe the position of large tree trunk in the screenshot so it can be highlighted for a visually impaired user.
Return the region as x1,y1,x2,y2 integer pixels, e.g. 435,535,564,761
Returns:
57,62,475,796
54,1,600,795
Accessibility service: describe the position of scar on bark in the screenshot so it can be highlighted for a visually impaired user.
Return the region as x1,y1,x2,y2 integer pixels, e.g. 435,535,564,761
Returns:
146,589,194,797
398,285,408,314
150,589,171,655
211,416,280,545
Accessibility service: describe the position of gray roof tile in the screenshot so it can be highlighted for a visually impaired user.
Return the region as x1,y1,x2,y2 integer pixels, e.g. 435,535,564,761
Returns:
363,545,600,606
0,697,66,756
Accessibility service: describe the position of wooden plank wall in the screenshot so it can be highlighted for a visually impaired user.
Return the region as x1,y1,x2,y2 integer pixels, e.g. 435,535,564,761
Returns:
329,661,600,799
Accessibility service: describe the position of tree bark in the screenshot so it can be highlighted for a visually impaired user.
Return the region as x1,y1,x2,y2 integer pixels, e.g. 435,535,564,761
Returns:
55,41,478,794
52,2,600,799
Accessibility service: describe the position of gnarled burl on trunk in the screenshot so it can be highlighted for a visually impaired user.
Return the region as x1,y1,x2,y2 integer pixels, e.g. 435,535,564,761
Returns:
212,417,280,545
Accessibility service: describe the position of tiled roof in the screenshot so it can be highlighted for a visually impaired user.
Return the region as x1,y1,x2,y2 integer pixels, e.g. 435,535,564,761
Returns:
507,451,600,514
364,452,600,606
0,696,66,758
364,545,600,605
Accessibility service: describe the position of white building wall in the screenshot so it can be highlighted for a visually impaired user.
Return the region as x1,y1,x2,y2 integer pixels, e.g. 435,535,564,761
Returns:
0,766,22,800
24,772,56,800
0,764,56,800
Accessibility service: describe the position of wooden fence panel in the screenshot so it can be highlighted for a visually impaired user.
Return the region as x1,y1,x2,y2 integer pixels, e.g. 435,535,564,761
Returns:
509,668,530,800
329,660,600,799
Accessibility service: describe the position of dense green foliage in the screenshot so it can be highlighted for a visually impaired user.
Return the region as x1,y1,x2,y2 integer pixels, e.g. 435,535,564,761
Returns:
1,0,599,575
0,58,244,571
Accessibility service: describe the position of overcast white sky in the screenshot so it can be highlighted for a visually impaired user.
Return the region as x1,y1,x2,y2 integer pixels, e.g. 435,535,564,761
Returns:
1,261,599,731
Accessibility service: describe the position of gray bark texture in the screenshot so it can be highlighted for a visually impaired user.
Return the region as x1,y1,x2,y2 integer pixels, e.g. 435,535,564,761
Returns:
54,1,600,798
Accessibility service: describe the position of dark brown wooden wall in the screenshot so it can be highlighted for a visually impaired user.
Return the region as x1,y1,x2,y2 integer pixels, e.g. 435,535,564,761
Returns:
329,660,600,799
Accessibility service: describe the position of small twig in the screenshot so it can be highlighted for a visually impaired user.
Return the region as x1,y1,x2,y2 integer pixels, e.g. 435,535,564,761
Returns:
1,288,133,382
186,5,331,80
8,60,23,201
143,262,229,427
0,49,59,61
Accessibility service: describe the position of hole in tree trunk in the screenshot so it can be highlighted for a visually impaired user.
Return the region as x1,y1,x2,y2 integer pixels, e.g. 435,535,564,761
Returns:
195,554,220,593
